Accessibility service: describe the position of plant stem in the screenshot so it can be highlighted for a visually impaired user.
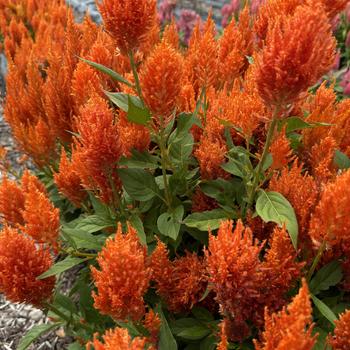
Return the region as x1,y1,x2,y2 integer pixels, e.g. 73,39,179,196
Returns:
245,109,279,214
129,51,143,102
158,127,172,209
307,240,327,282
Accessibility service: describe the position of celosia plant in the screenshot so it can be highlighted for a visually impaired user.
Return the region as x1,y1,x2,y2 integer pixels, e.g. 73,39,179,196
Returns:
1,0,350,349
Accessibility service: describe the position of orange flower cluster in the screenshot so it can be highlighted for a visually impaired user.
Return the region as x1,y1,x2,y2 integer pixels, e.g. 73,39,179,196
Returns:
269,128,293,170
254,280,316,350
0,226,55,307
269,161,318,245
71,96,122,204
255,1,335,108
328,309,350,349
87,327,150,350
206,221,302,333
140,40,184,126
150,240,207,313
0,171,60,248
91,225,151,321
98,0,157,54
309,170,350,246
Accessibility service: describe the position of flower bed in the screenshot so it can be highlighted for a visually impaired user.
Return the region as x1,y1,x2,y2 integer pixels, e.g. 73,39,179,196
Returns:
1,0,350,349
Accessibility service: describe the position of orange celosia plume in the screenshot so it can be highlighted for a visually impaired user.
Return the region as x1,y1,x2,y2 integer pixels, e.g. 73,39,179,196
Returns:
328,309,350,350
256,1,335,109
140,40,184,126
206,220,264,329
0,226,55,307
21,183,60,249
309,169,350,247
72,96,122,204
254,280,316,350
0,176,25,226
87,327,149,350
91,225,151,321
269,129,293,170
54,149,87,207
98,0,157,54
150,239,207,313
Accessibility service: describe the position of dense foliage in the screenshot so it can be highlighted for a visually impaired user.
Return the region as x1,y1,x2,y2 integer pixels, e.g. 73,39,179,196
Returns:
1,0,350,349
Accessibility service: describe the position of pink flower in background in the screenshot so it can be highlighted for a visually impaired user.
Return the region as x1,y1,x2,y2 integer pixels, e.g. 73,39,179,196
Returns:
250,0,266,14
177,9,201,44
221,0,240,27
331,14,341,32
340,70,350,95
332,50,341,70
346,2,350,22
158,0,177,24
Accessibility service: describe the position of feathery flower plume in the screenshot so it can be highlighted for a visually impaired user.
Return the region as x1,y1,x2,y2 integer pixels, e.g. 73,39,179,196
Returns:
322,0,348,19
162,20,179,49
22,183,60,249
256,2,335,109
309,170,350,246
0,226,55,307
217,320,229,350
91,225,151,321
206,220,264,328
195,133,228,180
21,169,47,195
254,280,316,350
72,96,122,204
0,176,25,226
218,6,253,87
139,40,184,126
54,149,87,207
269,161,318,244
87,327,149,350
328,309,350,350
150,240,207,313
99,0,157,54
185,16,218,94
269,129,293,170
143,309,161,344
261,226,304,312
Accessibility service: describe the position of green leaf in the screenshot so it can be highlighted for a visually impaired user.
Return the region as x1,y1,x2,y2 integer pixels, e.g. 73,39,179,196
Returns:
118,168,160,201
105,91,129,111
75,215,113,234
68,343,85,350
312,327,332,350
17,323,62,350
38,256,89,279
119,149,159,169
129,214,147,245
310,261,343,295
200,335,217,350
79,57,133,87
157,305,178,350
192,307,214,322
171,318,211,341
221,159,245,178
127,95,151,125
311,294,337,326
61,227,107,250
256,190,298,249
334,150,350,170
184,209,228,231
157,205,184,240
283,116,332,133
169,132,194,164
53,292,77,314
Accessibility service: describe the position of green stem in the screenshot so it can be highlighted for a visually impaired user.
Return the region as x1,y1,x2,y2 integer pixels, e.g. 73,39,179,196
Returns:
307,240,327,282
129,51,143,102
245,109,279,214
159,127,172,209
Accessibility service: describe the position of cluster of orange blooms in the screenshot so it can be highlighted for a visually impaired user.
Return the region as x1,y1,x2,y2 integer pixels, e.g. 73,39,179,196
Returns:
1,0,350,348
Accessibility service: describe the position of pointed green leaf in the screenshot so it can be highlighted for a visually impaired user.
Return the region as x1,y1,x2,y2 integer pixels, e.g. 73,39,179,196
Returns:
105,91,129,111
157,205,184,240
79,57,133,87
129,214,147,245
311,294,337,326
184,209,229,231
17,323,62,350
127,95,151,125
38,256,89,279
156,305,178,350
118,168,160,201
334,150,350,170
310,261,343,295
256,190,298,249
